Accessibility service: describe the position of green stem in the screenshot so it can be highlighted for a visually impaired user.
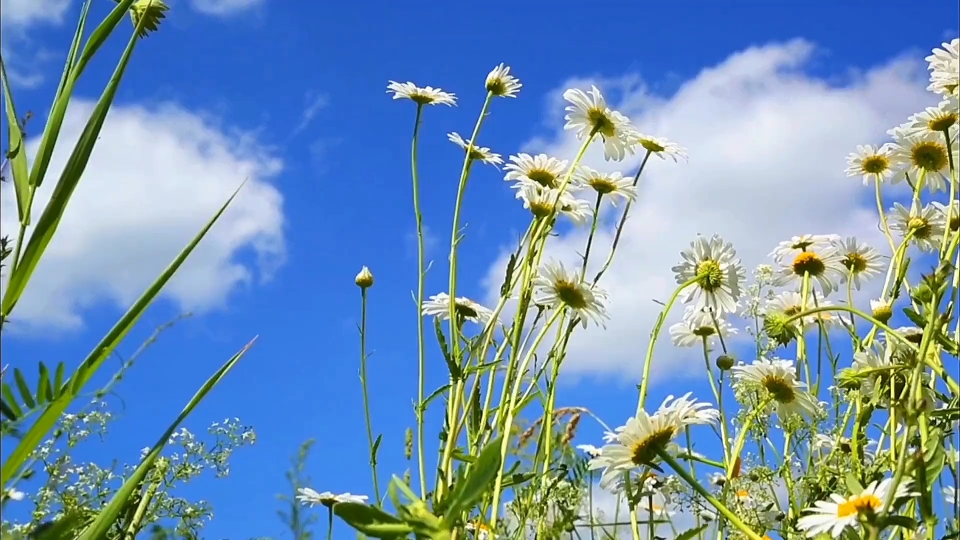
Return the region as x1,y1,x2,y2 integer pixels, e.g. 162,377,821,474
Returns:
657,449,764,540
359,288,381,503
327,506,334,540
409,103,428,498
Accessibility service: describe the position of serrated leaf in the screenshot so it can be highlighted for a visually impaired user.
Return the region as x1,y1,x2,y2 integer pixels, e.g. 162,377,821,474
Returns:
434,318,461,381
333,502,412,539
422,384,451,409
902,307,926,328
443,436,504,524
13,368,35,409
675,524,708,540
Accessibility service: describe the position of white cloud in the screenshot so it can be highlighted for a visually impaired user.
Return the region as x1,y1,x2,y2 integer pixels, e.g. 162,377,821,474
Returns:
189,0,264,15
483,39,936,382
0,0,70,27
0,100,285,331
290,92,329,138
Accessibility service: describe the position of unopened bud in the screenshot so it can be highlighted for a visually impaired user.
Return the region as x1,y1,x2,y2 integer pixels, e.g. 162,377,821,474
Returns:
715,355,735,371
870,300,892,324
355,266,374,289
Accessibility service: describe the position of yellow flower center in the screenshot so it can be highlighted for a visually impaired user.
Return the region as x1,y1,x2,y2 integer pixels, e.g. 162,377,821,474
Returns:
792,251,825,276
692,324,717,338
527,170,558,188
927,111,958,132
761,375,797,404
841,252,868,274
736,489,750,501
587,107,616,138
486,79,508,96
530,201,554,218
695,260,724,291
640,138,665,153
554,280,588,309
630,427,677,465
837,494,882,517
588,177,618,194
910,140,948,172
907,217,931,239
410,92,437,106
861,155,890,175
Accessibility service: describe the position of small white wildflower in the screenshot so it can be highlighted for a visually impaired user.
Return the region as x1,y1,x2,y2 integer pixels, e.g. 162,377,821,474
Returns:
485,63,521,97
386,81,457,106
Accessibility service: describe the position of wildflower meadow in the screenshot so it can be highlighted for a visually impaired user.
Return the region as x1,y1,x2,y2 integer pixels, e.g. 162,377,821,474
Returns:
1,2,958,539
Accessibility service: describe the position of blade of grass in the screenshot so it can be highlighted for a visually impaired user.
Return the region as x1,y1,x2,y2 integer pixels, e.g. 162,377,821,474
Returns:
76,337,258,540
0,59,31,226
26,0,134,190
0,185,245,488
3,7,145,320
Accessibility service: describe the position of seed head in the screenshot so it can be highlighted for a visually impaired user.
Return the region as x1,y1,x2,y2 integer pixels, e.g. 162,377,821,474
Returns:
355,266,374,289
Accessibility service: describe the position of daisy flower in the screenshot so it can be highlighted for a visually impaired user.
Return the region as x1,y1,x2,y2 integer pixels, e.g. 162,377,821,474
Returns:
769,234,839,264
514,181,593,225
485,63,521,98
762,291,834,346
296,488,369,507
732,358,819,418
869,298,893,324
668,306,736,348
926,38,959,96
634,133,688,162
773,237,845,295
533,260,608,327
797,478,914,538
887,130,953,193
448,132,503,167
844,144,896,185
573,166,637,205
563,86,637,161
889,202,947,252
422,293,495,324
933,199,959,232
672,234,745,314
831,237,884,290
589,394,717,488
899,95,959,138
465,521,494,540
386,81,457,106
707,472,726,487
503,153,568,189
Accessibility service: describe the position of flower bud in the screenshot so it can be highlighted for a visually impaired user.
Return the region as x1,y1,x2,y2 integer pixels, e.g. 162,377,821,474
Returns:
715,355,735,371
355,266,374,289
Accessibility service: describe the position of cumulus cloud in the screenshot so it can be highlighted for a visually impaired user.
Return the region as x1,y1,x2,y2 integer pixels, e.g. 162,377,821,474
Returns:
0,100,286,331
483,39,936,381
0,0,70,27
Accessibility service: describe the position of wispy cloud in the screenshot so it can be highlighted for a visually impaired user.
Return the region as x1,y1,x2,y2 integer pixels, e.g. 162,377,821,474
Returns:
189,0,265,16
290,91,330,139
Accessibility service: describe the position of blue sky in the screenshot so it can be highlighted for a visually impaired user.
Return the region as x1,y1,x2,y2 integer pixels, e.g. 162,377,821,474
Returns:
1,0,959,538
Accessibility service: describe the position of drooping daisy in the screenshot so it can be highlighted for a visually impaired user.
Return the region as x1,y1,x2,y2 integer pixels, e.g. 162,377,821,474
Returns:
889,201,947,252
634,133,688,162
762,291,834,346
485,63,521,98
386,81,457,106
773,238,845,295
731,358,819,418
796,478,914,538
831,237,884,290
844,144,896,185
869,298,893,324
572,166,637,206
933,199,960,232
422,293,495,325
887,130,954,193
668,306,736,348
589,394,717,488
296,488,369,507
533,260,608,327
514,181,593,225
900,96,959,138
448,132,503,167
503,153,568,189
672,234,745,314
926,38,959,96
563,86,637,161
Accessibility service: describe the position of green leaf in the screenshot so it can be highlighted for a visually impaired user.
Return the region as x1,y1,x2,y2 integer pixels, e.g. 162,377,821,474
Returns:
844,471,864,495
675,524,708,540
433,318,461,381
1,383,21,419
333,502,413,539
2,1,141,320
1,185,244,488
422,384,451,409
1,398,20,422
37,363,51,405
13,368,35,409
0,60,32,225
443,436,503,523
30,512,85,540
76,337,257,540
52,362,65,399
882,515,917,531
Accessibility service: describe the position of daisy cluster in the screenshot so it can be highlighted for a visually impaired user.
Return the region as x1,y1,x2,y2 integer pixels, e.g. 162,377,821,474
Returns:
309,39,958,540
